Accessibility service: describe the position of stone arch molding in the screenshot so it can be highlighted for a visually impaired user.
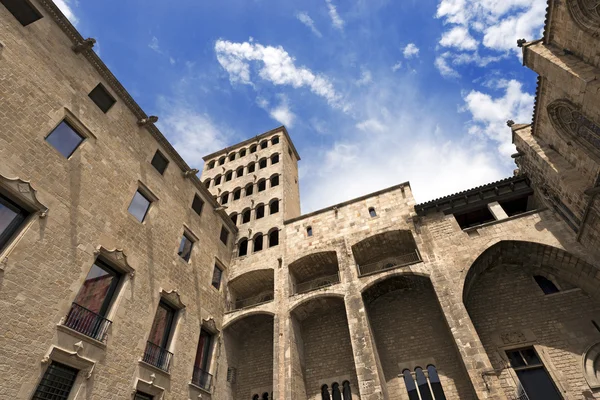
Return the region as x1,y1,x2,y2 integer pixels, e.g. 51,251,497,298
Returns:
547,99,600,160
94,246,135,277
583,342,600,389
160,289,186,309
567,0,600,37
0,175,48,216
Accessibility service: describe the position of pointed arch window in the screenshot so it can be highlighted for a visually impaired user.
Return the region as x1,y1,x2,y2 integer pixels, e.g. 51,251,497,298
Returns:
534,275,560,295
547,99,600,159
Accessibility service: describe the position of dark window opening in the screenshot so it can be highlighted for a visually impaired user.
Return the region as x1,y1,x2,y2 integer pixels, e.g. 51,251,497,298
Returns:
0,193,28,253
88,83,116,113
151,150,169,175
506,347,561,400
369,207,377,218
238,239,248,257
250,145,257,153
402,370,420,400
236,167,244,178
207,161,215,169
242,210,251,224
220,227,229,245
321,385,331,400
219,157,225,165
454,206,495,229
500,195,535,217
32,362,78,400
204,179,211,188
259,159,267,169
427,365,446,400
192,195,204,216
134,392,154,400
193,329,214,389
534,275,560,295
214,175,222,185
288,148,293,158
128,190,151,222
332,383,342,400
258,180,266,192
306,226,313,237
415,367,433,400
246,184,254,196
256,205,265,219
221,193,229,205
211,265,223,289
178,233,194,262
233,189,241,200
271,175,279,187
229,153,235,161
269,230,279,247
253,235,263,252
240,149,246,157
227,367,236,383
272,136,279,145
225,171,233,182
1,0,42,26
262,393,269,400
270,200,279,214
230,213,238,225
248,163,256,173
342,381,352,400
260,141,268,149
271,154,279,165
46,120,85,158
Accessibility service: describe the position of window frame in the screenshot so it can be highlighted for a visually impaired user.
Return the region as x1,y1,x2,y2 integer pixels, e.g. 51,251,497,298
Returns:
219,226,230,246
178,231,195,262
45,119,86,159
0,193,29,253
150,150,169,175
128,186,155,223
88,83,116,113
211,264,223,290
32,361,79,400
504,346,563,400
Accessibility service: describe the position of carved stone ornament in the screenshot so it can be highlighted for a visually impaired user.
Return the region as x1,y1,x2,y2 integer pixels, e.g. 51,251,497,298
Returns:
583,342,600,388
0,175,48,217
133,376,165,400
160,289,186,309
94,246,135,278
567,0,600,37
202,317,219,334
547,99,600,160
42,344,96,379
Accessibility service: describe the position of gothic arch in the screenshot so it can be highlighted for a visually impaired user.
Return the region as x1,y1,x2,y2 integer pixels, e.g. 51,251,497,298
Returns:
567,0,600,37
583,342,600,388
547,99,600,160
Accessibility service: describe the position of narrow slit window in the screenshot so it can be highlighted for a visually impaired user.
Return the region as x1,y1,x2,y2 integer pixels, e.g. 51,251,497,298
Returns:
1,0,43,26
150,150,169,175
88,83,116,113
192,195,204,216
427,365,446,400
246,184,254,196
220,227,229,245
342,381,352,400
534,275,560,295
369,207,377,218
306,226,313,237
178,233,194,262
415,367,433,400
32,362,78,400
321,385,331,400
45,120,85,158
128,190,152,222
211,265,223,289
331,383,341,400
402,370,419,400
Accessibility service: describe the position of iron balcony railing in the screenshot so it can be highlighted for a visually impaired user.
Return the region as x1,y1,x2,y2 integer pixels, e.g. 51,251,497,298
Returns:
227,291,274,312
63,302,112,342
142,341,173,372
293,272,340,295
192,366,213,391
357,250,422,276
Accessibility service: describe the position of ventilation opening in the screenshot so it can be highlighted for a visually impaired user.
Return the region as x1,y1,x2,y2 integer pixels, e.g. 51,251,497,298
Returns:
88,83,116,113
454,207,495,229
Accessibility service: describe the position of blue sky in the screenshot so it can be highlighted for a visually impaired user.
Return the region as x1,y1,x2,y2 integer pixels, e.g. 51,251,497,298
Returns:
57,0,545,213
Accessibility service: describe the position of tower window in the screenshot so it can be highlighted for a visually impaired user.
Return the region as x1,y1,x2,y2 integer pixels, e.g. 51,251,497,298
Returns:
239,149,247,157
32,362,78,400
506,348,561,400
207,161,215,169
238,239,248,257
242,209,251,224
192,194,204,215
178,232,194,262
369,207,377,217
230,213,238,225
150,150,169,175
1,0,43,26
271,136,279,145
248,162,256,173
221,192,229,205
256,204,265,219
228,153,235,161
259,158,267,169
270,200,279,214
269,230,279,247
220,227,229,245
88,83,116,113
236,167,244,178
270,154,279,165
270,175,279,187
233,188,241,200
306,226,313,237
245,184,254,196
218,157,226,165
225,171,233,182
258,180,266,192
260,140,268,149
253,234,263,252
214,175,222,186
534,275,560,295
250,145,257,153
45,120,85,158
204,179,211,188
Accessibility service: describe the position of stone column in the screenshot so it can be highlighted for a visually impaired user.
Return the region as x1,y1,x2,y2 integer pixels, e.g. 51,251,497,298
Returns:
487,201,509,221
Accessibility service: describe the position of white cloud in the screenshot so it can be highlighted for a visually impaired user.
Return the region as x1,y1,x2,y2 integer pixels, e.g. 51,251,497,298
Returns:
258,96,296,127
296,11,322,38
462,79,534,156
434,54,459,78
55,0,78,25
215,39,345,109
356,119,386,132
355,69,372,86
439,26,478,50
325,0,345,31
149,36,160,53
403,43,420,58
392,62,402,72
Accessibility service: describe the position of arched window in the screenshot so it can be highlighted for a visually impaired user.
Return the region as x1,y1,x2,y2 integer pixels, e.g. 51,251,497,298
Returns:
415,367,433,400
230,212,238,225
218,156,226,165
259,158,267,169
270,200,279,214
245,184,254,196
258,180,266,192
204,178,211,188
321,385,331,400
214,175,222,186
402,370,419,400
253,234,263,252
228,153,235,161
271,136,279,145
342,381,352,400
260,140,268,149
262,393,269,400
270,175,279,187
331,383,342,400
534,275,560,295
221,192,229,205
256,204,265,219
207,160,215,169
427,365,446,400
547,99,600,159
369,207,377,217
250,144,257,153
240,148,247,157
233,188,242,201
242,209,251,224
270,153,279,165
236,167,244,178
269,229,279,247
307,226,313,237
248,162,256,173
238,239,248,257
252,395,259,400
225,171,233,182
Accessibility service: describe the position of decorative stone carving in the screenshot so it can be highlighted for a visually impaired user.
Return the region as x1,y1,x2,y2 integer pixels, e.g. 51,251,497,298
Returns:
567,0,600,37
499,331,527,345
72,38,96,53
547,99,600,159
202,318,219,334
42,345,96,378
137,116,159,126
0,175,48,217
160,289,186,309
184,169,199,178
94,246,135,277
583,342,600,388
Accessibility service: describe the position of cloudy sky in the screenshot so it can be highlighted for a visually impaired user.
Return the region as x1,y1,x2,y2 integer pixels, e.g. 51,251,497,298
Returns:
58,0,543,213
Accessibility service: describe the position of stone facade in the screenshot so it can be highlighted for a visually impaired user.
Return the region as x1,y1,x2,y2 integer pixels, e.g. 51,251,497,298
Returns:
0,0,599,400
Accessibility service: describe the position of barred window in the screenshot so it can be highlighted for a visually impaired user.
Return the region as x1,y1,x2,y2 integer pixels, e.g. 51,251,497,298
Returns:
32,362,78,400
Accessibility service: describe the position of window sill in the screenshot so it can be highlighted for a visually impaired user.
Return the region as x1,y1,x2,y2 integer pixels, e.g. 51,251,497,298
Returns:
462,208,546,233
189,382,212,395
138,360,171,377
544,288,581,298
56,324,107,349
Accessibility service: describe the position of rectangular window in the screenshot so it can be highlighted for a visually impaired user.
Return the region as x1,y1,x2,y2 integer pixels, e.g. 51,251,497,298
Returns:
192,194,204,216
211,264,222,289
178,233,194,262
128,190,151,222
45,120,85,158
150,150,169,175
0,193,28,253
1,0,42,26
192,329,214,389
506,347,562,400
143,301,175,371
134,392,153,400
454,206,495,229
88,83,116,113
219,227,229,245
32,362,78,400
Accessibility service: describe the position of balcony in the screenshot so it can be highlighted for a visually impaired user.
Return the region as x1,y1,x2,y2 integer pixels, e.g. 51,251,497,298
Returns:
227,269,274,313
63,302,112,342
192,366,213,391
357,250,421,276
293,272,340,295
228,291,274,312
142,341,173,372
289,251,341,296
352,230,422,277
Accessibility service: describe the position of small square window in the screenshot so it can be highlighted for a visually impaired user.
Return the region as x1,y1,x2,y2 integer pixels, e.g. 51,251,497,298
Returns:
128,190,151,222
212,264,223,289
178,233,194,262
45,120,85,158
88,83,116,113
151,151,169,175
1,0,42,26
220,227,229,245
192,195,204,216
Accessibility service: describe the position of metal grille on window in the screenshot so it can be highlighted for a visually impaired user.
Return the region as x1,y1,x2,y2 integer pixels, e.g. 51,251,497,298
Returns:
32,362,79,400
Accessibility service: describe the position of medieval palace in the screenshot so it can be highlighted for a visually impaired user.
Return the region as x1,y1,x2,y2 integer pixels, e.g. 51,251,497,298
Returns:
1,0,599,399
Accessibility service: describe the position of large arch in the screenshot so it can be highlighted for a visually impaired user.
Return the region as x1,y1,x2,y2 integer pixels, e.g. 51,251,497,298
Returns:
351,229,421,276
464,240,600,399
288,251,340,295
227,269,274,311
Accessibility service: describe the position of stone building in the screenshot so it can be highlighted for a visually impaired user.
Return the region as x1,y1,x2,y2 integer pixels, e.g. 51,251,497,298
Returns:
0,0,599,399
